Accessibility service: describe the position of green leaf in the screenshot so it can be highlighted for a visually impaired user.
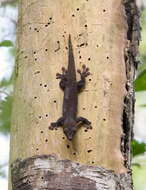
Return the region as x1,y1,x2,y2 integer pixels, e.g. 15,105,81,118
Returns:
137,56,146,74
0,79,12,88
0,95,13,134
140,9,146,55
134,70,146,91
132,140,146,157
0,40,13,47
140,104,146,107
132,163,141,167
1,0,18,7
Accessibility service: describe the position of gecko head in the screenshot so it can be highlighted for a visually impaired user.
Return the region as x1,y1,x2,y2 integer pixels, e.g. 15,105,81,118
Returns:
63,120,77,140
64,126,77,140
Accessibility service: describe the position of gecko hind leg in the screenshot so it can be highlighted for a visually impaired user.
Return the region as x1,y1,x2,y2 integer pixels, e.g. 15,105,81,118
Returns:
56,67,68,90
49,117,64,130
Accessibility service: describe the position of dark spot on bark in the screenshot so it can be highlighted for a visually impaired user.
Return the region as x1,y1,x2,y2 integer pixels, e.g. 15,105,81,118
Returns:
40,83,42,86
67,145,70,149
34,71,40,74
45,114,48,117
29,27,31,30
125,82,130,91
88,57,91,61
84,24,88,28
73,152,76,155
103,9,106,12
57,41,60,43
36,148,39,151
54,100,56,103
33,51,36,54
39,116,42,119
44,84,47,87
62,137,65,139
34,28,37,31
79,43,85,47
24,56,28,59
41,131,44,133
83,108,85,110
106,56,109,59
77,8,80,11
89,79,92,81
35,58,37,61
79,56,82,59
84,129,88,132
45,49,48,51
45,139,48,142
72,14,75,17
87,150,92,153
49,17,52,20
45,24,48,27
92,161,94,164
27,179,31,184
103,118,106,121
34,96,37,99
94,106,97,108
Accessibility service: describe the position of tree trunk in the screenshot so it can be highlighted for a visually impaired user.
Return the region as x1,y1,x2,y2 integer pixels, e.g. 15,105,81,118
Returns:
9,0,140,189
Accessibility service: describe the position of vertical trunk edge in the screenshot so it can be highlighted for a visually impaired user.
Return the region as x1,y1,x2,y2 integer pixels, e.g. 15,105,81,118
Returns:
121,0,140,169
11,154,132,190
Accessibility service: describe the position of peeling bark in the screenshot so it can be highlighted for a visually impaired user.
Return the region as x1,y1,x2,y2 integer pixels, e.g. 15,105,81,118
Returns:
121,0,140,168
11,155,133,190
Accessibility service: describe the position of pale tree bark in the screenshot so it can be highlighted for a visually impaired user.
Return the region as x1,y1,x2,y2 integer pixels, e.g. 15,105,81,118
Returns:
9,0,140,189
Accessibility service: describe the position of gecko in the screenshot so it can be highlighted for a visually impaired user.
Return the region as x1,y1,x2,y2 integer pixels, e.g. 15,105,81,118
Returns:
49,35,92,140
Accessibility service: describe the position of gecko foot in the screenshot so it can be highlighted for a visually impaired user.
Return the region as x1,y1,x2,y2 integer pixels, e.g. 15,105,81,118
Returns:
77,64,90,78
49,122,59,130
49,117,64,130
56,67,67,79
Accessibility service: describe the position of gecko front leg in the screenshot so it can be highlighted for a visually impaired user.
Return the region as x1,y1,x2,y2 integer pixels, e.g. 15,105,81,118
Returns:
76,117,92,130
49,117,64,130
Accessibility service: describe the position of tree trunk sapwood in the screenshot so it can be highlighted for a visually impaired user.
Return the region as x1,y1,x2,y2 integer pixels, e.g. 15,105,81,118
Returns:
9,0,140,189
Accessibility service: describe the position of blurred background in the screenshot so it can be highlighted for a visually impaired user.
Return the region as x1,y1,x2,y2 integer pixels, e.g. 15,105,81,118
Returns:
0,0,145,189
